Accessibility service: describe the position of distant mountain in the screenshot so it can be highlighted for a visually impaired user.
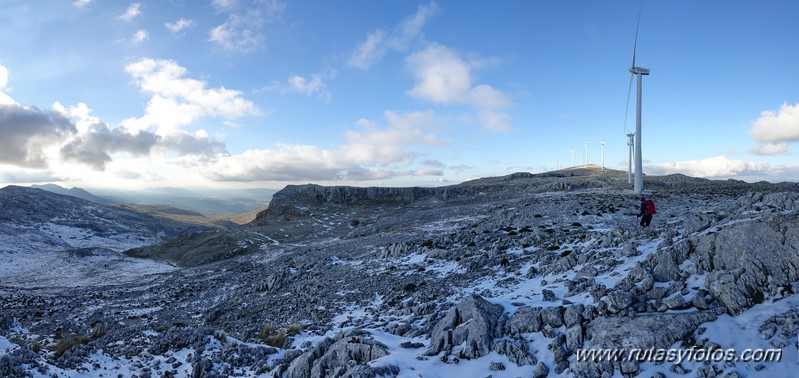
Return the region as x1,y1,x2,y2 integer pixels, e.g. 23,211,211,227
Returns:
31,183,111,204
91,187,277,215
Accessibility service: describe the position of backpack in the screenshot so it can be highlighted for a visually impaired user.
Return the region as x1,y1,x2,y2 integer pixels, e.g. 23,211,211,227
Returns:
644,199,657,215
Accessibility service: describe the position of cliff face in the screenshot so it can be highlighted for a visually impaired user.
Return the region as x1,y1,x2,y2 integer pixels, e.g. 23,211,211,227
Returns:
255,184,447,221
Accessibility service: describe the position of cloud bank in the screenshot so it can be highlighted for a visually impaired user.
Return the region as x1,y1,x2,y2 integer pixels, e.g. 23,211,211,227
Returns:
201,110,445,182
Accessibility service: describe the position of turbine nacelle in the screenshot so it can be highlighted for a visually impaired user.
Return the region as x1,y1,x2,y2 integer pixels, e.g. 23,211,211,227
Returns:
630,66,650,75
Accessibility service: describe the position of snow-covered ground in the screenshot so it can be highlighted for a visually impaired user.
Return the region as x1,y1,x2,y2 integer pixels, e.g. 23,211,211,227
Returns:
3,173,799,377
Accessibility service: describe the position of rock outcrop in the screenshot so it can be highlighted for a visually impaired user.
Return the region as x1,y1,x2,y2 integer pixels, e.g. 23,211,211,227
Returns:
425,294,505,359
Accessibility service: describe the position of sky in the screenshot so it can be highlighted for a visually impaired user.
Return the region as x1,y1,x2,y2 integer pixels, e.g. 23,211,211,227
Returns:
0,0,798,190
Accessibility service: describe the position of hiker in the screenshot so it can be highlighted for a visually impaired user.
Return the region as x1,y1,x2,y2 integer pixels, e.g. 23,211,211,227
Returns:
638,196,656,228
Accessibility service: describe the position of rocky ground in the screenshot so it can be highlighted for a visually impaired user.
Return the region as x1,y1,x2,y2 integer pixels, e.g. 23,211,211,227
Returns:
2,166,799,377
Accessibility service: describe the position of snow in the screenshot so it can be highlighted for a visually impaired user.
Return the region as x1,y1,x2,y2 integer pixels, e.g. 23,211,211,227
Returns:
0,335,18,357
369,330,537,378
0,248,178,288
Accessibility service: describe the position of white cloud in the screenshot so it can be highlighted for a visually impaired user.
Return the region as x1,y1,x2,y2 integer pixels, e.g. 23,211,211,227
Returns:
199,110,444,182
0,168,61,184
131,30,148,44
165,18,193,33
263,73,333,103
406,45,471,103
212,0,240,11
0,65,14,106
750,142,788,156
0,65,7,89
119,3,142,22
406,44,512,131
749,102,799,154
349,30,387,70
349,2,438,69
72,0,92,9
645,155,767,178
208,0,286,52
123,58,259,134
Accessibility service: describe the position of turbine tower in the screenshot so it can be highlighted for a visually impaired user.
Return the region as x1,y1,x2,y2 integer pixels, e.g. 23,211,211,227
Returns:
584,140,589,166
571,148,575,167
600,140,606,170
627,7,649,193
627,133,635,184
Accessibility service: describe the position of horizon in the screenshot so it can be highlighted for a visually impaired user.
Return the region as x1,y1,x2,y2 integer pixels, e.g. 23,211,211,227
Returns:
1,0,798,190
6,164,793,195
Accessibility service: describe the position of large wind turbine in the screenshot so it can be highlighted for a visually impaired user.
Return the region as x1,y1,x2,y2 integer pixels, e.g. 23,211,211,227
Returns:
627,8,649,193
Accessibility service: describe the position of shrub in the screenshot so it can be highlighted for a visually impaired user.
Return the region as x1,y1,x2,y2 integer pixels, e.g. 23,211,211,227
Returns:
403,283,417,292
49,335,90,358
560,250,573,257
90,324,108,339
499,258,509,266
32,342,41,353
260,324,287,348
214,330,227,344
286,323,302,336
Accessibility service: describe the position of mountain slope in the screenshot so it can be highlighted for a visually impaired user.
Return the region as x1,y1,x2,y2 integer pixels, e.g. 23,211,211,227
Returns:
0,185,203,287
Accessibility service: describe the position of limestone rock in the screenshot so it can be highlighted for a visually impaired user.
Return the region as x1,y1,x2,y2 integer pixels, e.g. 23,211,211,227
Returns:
425,294,505,359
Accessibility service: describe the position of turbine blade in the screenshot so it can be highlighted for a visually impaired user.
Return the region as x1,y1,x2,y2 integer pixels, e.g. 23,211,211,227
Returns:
624,72,633,133
631,4,642,68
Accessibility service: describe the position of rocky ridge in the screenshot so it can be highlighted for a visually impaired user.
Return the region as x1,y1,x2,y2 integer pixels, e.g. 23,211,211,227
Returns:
1,167,799,377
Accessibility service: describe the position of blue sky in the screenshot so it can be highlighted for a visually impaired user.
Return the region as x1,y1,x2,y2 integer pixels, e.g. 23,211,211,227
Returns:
0,0,797,190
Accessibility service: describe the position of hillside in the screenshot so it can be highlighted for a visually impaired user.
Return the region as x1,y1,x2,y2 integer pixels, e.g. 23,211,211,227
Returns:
0,185,203,287
1,168,799,377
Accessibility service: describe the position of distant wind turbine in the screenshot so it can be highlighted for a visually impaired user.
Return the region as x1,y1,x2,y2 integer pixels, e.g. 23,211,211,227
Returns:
626,6,650,193
600,140,606,170
571,148,575,167
584,140,589,166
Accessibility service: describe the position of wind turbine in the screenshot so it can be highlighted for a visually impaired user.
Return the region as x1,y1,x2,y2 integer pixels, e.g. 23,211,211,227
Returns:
584,140,589,166
626,7,650,193
600,140,606,170
571,148,575,167
627,132,635,184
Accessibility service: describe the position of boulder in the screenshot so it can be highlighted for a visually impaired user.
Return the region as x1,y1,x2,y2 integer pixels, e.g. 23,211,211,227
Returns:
508,306,542,335
286,330,392,378
425,294,505,359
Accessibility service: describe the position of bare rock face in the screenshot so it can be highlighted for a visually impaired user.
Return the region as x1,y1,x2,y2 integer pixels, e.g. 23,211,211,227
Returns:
285,330,393,378
698,217,799,315
425,294,505,359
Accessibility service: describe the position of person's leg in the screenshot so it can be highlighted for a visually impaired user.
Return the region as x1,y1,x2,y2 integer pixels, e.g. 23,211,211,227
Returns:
644,214,652,227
